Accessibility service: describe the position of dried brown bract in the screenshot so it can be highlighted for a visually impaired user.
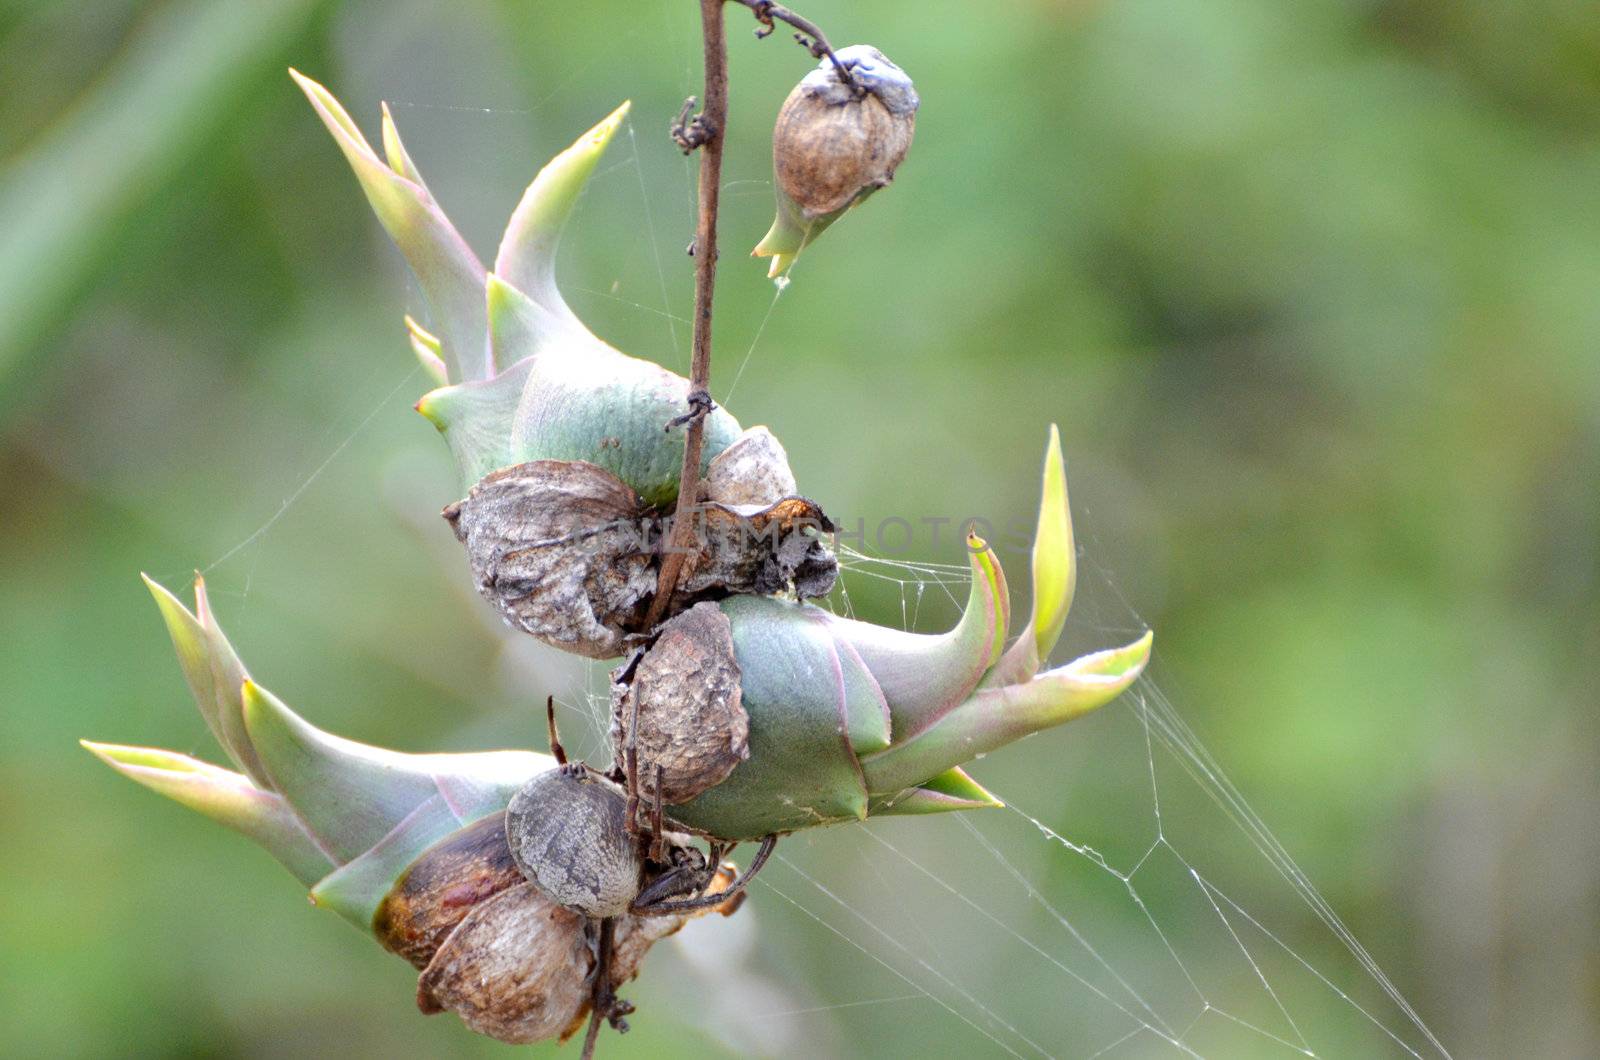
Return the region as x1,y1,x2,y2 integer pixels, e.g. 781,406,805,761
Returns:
445,460,654,659
612,602,749,805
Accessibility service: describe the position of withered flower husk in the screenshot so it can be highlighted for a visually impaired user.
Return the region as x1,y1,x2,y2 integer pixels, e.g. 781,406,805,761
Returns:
375,812,526,969
612,602,749,805
447,457,836,659
773,45,918,219
378,800,741,1045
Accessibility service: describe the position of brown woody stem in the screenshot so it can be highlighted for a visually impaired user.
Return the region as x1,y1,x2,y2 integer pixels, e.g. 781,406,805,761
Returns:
647,0,729,630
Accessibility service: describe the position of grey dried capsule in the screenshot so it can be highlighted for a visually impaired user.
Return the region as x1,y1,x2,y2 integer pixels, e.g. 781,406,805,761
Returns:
448,457,837,660
613,602,749,805
444,459,654,659
505,767,642,918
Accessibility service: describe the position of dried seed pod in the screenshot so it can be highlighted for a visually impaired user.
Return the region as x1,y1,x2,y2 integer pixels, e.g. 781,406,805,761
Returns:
702,426,798,508
445,459,654,659
373,812,525,969
505,767,641,918
773,45,918,218
755,45,918,276
415,881,592,1041
683,497,838,602
449,457,836,660
613,602,749,805
416,871,739,1044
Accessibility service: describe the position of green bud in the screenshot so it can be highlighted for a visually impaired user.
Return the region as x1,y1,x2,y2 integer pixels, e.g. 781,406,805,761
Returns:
85,577,738,1045
617,428,1151,840
291,71,766,507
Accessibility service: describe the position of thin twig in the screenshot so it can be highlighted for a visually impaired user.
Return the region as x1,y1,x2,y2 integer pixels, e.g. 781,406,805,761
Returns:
646,0,730,631
731,0,857,87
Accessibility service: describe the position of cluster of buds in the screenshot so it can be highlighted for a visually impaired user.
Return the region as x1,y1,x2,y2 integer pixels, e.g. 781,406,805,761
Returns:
85,577,741,1043
86,54,1149,1051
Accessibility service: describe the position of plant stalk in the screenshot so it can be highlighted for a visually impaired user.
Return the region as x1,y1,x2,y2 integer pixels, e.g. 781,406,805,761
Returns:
648,0,729,629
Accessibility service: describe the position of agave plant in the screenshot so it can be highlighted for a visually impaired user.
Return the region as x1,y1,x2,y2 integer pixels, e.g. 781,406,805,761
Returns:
86,51,1152,1052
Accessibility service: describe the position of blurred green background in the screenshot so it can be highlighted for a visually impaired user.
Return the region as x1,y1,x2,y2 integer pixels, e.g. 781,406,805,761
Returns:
3,0,1596,1056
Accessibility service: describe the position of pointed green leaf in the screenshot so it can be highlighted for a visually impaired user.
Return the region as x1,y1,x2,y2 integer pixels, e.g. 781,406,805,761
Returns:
867,767,1003,817
310,794,468,930
240,678,549,865
752,188,846,280
405,315,448,386
291,69,488,382
82,741,333,885
485,272,593,368
493,102,629,346
861,631,1152,795
415,356,534,490
1031,424,1074,659
241,679,437,862
829,531,1009,740
143,574,272,788
985,426,1078,687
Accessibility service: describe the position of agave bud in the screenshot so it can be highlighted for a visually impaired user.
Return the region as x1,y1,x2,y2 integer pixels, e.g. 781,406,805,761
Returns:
754,46,918,278
292,71,837,654
85,577,739,1044
614,428,1154,840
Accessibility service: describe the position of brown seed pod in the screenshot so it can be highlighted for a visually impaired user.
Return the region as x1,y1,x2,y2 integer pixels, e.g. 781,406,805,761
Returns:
415,868,741,1044
504,767,641,918
613,602,749,805
445,459,654,659
448,456,837,659
373,812,525,969
415,881,592,1041
681,496,838,602
773,45,918,219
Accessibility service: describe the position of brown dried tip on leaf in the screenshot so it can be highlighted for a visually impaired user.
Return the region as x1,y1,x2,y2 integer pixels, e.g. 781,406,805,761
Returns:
444,460,654,660
374,812,525,969
774,46,918,218
702,427,798,508
613,603,749,805
415,866,745,1044
505,768,642,919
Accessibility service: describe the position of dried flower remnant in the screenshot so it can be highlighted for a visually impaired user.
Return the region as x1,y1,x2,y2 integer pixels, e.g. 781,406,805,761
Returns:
755,45,919,277
445,458,836,659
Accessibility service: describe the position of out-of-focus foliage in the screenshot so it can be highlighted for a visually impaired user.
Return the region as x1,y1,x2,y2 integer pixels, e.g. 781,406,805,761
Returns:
2,0,1595,1056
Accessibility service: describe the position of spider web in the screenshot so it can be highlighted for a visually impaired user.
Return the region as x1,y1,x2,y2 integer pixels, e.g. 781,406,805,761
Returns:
179,27,1453,1058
